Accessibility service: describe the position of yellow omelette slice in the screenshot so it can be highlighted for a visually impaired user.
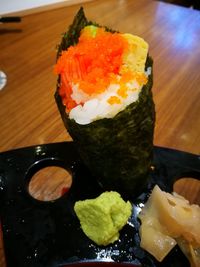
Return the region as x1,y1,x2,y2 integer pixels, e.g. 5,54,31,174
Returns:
121,33,149,73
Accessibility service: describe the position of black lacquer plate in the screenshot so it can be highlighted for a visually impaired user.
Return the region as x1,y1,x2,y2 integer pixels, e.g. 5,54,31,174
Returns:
0,142,200,267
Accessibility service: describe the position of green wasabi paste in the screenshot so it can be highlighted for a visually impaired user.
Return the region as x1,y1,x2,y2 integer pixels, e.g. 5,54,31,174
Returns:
74,191,132,246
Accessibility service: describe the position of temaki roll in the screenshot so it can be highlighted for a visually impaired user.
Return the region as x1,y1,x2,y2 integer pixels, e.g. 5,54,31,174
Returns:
54,8,155,197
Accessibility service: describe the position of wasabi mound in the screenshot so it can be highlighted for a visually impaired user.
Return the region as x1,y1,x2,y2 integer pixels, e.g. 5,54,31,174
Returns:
74,191,132,246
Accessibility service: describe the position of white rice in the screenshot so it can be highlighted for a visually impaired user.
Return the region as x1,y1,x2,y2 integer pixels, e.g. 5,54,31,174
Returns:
69,67,151,125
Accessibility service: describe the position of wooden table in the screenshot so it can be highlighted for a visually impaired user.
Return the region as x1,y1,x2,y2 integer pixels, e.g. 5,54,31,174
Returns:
0,0,200,266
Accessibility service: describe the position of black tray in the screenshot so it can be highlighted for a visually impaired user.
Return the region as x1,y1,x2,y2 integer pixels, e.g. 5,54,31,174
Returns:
0,142,199,267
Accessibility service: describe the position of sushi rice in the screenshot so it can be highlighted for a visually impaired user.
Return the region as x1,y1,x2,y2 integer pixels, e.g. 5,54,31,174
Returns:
69,67,151,125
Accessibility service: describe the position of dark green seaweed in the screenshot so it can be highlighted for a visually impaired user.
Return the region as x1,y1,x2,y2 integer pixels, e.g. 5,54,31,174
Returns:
56,7,87,58
55,8,155,197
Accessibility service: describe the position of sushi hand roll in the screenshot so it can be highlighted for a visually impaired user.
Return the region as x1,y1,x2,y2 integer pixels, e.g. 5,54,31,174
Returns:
55,8,155,197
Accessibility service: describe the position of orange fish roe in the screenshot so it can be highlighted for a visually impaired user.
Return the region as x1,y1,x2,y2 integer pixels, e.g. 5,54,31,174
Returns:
117,85,128,98
55,27,149,112
120,71,136,83
135,73,148,86
115,72,147,101
107,96,121,105
55,27,128,111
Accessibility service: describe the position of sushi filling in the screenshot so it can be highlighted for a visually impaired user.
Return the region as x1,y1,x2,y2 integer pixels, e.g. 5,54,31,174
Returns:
55,26,150,125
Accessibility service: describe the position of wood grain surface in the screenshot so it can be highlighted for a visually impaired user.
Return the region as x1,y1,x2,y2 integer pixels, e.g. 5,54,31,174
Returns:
0,0,200,266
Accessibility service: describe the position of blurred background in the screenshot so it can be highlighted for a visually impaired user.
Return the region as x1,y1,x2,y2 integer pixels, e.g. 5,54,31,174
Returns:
157,0,200,9
0,0,93,16
0,0,199,16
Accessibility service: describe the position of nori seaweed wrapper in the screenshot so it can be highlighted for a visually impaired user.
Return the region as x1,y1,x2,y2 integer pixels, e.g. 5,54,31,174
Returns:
55,8,155,197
